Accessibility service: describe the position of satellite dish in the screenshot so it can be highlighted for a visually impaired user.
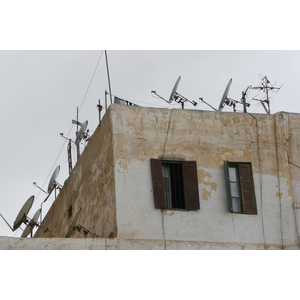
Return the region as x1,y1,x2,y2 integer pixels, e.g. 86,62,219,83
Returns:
65,207,82,238
219,78,232,111
169,76,181,103
13,195,35,231
21,208,41,238
75,120,88,145
47,165,60,194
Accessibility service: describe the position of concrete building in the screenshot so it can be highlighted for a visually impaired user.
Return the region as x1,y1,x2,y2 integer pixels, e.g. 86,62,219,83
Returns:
30,104,300,249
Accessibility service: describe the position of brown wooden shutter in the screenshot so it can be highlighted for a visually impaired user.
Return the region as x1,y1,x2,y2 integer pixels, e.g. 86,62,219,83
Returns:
150,159,166,209
184,161,200,210
238,163,257,214
223,160,234,212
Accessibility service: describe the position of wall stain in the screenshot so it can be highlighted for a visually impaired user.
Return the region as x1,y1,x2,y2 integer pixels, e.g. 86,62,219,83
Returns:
202,189,211,201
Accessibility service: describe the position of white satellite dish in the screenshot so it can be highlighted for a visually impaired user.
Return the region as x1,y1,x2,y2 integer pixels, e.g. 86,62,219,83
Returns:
21,208,41,238
219,78,232,111
75,120,88,145
151,76,197,108
13,195,35,231
65,207,82,238
169,76,181,103
47,165,60,194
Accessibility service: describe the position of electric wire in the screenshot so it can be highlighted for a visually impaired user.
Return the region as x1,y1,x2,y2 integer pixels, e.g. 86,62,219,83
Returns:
247,113,267,249
162,109,173,160
281,112,300,248
35,51,104,205
274,114,284,249
160,109,174,249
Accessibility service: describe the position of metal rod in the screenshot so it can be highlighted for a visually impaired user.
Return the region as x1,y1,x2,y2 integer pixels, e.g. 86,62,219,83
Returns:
105,51,113,104
105,90,108,110
199,98,217,111
0,213,14,231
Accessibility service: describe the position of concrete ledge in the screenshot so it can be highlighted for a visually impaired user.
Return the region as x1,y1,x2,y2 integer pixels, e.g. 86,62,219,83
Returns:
1,236,299,250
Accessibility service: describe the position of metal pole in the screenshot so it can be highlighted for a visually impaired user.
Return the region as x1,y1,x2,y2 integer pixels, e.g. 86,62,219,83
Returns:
105,51,113,104
76,107,80,160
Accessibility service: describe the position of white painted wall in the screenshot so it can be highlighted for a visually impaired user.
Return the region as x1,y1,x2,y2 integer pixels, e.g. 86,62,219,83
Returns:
111,105,300,249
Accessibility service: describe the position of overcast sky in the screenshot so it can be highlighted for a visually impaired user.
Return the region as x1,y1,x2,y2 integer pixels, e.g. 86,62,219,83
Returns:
1,50,300,237
1,2,300,298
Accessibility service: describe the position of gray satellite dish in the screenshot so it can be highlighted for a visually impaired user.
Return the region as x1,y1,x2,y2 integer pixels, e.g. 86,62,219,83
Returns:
75,120,88,145
47,165,60,194
218,78,232,111
169,76,181,103
65,207,82,238
13,195,35,231
21,208,41,238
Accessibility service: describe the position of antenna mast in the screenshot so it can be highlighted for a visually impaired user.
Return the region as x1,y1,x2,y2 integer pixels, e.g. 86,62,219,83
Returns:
105,51,113,105
249,74,282,114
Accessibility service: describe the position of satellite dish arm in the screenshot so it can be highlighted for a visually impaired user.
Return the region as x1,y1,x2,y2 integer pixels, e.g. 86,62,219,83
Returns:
175,93,197,106
199,98,217,111
0,213,14,231
151,91,169,103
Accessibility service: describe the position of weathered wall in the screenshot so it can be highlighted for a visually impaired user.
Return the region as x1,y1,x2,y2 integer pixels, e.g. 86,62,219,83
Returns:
111,105,300,249
1,236,298,250
34,107,117,238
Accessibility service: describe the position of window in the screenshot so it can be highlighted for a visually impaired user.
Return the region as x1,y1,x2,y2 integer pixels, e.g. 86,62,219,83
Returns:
150,159,200,210
68,205,73,219
224,161,257,214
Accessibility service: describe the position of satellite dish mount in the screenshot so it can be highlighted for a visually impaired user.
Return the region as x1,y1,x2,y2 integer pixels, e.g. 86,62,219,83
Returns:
152,76,198,109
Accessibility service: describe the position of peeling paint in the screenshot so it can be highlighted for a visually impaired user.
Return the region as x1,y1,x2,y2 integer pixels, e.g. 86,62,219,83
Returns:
202,189,211,201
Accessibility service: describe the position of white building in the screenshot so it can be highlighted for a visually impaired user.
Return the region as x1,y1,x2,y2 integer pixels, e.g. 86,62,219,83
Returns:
27,104,300,249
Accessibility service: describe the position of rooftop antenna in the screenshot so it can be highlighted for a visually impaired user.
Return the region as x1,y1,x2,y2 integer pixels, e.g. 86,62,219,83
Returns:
105,51,113,105
21,208,41,238
0,195,35,232
97,99,103,126
152,76,198,109
60,133,75,175
249,74,282,114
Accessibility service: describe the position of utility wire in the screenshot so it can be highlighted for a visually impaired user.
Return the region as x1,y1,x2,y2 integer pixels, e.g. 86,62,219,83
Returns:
248,113,266,249
36,51,104,202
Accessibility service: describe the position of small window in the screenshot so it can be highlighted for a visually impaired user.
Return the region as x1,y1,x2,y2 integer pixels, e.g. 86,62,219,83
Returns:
68,205,73,219
150,159,200,210
224,161,257,214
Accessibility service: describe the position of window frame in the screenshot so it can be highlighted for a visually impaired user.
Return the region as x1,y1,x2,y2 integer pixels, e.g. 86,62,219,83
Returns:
224,160,257,215
150,158,200,211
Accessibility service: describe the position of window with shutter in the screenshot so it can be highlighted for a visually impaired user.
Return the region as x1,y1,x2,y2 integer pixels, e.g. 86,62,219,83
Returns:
223,161,257,215
150,159,200,210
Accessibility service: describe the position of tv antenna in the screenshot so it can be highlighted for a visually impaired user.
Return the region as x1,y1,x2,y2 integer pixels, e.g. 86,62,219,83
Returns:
249,74,282,114
152,76,198,109
0,195,35,232
20,208,41,238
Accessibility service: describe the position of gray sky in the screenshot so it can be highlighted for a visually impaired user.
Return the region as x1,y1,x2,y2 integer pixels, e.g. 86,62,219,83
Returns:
1,2,299,298
1,50,300,237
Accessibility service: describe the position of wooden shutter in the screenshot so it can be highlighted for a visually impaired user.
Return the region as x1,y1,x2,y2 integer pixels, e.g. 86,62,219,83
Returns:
223,160,234,212
184,161,200,210
238,163,257,214
150,159,166,209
